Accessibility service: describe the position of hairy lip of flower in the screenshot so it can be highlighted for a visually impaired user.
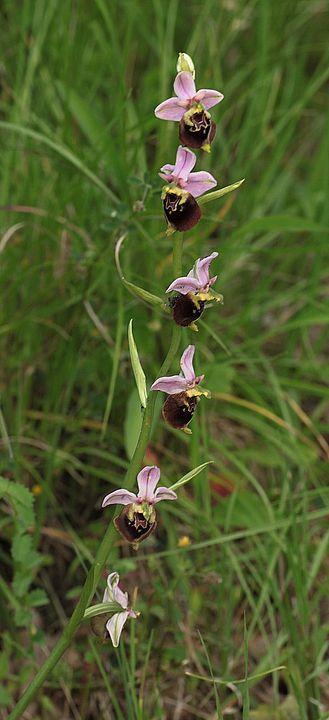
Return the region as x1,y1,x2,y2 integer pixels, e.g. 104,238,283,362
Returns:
162,185,201,232
162,391,199,429
114,503,157,544
179,108,216,151
170,293,205,327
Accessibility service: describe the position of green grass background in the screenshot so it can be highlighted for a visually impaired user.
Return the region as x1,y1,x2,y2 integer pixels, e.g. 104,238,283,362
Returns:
0,0,328,717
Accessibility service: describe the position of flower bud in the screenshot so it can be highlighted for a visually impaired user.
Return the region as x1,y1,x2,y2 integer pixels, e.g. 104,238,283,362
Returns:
176,52,195,79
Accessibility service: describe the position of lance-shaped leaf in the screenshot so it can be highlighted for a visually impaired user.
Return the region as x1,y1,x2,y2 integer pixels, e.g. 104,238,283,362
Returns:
83,602,122,620
128,320,147,409
115,235,165,308
169,461,213,491
198,179,245,206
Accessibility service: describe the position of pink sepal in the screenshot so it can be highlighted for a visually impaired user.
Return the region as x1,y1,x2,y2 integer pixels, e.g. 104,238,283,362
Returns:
150,375,188,395
137,465,161,502
180,345,196,382
102,489,138,508
196,252,219,286
174,71,196,99
184,171,217,198
194,88,224,109
166,276,201,295
154,487,178,503
154,97,187,121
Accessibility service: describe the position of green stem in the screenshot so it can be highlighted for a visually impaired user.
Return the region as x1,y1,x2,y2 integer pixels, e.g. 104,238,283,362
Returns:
8,235,183,720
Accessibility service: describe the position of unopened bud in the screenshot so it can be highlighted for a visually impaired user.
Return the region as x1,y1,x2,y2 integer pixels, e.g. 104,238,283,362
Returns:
177,52,195,79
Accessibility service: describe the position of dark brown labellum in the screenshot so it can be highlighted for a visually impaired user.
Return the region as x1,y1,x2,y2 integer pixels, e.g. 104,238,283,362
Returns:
163,190,201,231
114,505,157,544
170,293,205,327
162,391,199,429
179,109,216,149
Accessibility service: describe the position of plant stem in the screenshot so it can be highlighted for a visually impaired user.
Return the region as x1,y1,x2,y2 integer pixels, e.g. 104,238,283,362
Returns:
8,235,183,720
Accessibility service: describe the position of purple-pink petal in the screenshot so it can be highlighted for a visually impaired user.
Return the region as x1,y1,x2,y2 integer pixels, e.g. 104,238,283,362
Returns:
154,97,187,121
174,71,196,100
194,88,224,110
184,171,217,198
153,487,178,503
173,146,196,181
102,489,138,508
137,465,160,502
195,252,219,286
150,374,188,395
106,610,130,647
104,573,129,609
180,345,196,382
166,276,201,295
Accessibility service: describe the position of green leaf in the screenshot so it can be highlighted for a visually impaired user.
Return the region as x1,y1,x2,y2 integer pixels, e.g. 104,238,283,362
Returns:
169,461,213,491
121,278,165,307
128,320,147,408
0,477,35,531
124,388,143,460
28,589,49,607
11,534,33,565
115,235,164,308
83,601,122,620
198,179,245,206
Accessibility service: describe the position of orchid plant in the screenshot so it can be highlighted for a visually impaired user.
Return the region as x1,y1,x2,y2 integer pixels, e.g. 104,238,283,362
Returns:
10,51,244,720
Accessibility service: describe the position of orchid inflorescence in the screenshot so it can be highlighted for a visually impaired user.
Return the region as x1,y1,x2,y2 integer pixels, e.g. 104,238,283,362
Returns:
89,53,240,647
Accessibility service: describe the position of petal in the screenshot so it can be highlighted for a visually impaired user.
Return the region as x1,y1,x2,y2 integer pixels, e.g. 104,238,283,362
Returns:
195,252,219,286
180,345,196,382
174,71,196,100
150,375,188,395
184,171,217,198
102,489,138,508
172,146,196,181
153,487,178,503
194,88,224,109
137,465,160,501
154,97,187,121
106,611,129,647
159,163,175,181
166,276,201,295
104,573,129,609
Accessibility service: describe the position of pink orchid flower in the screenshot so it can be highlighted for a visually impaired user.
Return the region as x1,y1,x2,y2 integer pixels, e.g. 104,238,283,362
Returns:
102,466,177,544
102,572,138,647
154,71,224,122
155,71,223,150
166,251,219,295
160,146,217,199
102,465,177,508
150,345,204,396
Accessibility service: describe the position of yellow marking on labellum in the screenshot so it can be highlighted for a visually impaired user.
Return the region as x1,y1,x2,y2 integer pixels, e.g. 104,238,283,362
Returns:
184,103,205,125
182,426,193,435
186,387,211,399
189,322,199,332
201,143,211,153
